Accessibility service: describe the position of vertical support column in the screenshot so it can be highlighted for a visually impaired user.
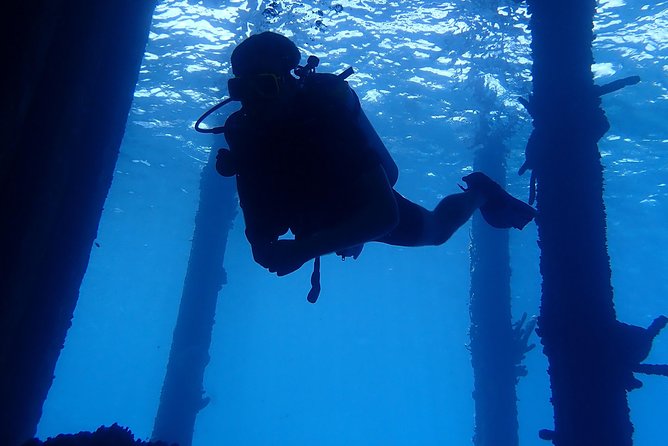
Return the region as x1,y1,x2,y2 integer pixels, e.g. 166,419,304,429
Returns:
0,2,156,445
465,2,535,441
526,0,632,444
152,147,237,446
470,137,521,446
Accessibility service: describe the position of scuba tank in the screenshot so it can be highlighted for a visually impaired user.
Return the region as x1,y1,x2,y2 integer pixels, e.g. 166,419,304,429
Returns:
194,56,398,185
356,97,398,186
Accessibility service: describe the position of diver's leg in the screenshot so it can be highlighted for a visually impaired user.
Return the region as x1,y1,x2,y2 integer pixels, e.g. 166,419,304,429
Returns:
377,172,536,247
429,191,486,244
376,191,483,247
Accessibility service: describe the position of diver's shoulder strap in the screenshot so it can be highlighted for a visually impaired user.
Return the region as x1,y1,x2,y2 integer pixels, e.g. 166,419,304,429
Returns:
297,72,360,120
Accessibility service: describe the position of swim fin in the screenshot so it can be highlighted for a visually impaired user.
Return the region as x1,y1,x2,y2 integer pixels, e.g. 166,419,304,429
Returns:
462,172,536,230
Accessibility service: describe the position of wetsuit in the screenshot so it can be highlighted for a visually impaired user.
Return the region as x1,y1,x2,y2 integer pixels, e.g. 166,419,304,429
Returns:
224,74,426,251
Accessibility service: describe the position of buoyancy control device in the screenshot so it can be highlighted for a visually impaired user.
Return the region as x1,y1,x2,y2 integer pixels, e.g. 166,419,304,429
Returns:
194,56,397,303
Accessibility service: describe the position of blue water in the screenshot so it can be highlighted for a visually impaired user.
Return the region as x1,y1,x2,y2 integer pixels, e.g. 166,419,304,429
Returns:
37,0,667,444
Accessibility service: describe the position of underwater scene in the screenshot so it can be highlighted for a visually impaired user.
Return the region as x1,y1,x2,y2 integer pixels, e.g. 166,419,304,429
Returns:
33,0,667,445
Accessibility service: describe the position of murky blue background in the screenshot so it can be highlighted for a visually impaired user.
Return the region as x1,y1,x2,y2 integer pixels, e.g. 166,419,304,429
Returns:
37,0,667,444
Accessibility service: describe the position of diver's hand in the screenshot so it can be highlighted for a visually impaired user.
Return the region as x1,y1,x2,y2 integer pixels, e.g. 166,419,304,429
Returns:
215,148,236,177
254,239,312,276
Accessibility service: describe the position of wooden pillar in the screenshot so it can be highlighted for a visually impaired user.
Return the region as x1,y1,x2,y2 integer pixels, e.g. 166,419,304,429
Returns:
152,147,238,446
0,2,156,444
526,0,633,444
470,134,527,446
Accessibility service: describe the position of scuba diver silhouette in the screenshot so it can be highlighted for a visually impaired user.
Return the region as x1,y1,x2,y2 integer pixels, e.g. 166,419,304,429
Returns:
196,32,535,301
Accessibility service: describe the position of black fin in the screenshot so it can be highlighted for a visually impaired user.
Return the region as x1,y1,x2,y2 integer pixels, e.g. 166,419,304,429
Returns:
463,172,537,230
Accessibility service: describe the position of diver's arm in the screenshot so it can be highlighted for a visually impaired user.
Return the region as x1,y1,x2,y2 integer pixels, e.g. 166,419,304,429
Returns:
239,193,285,269
260,164,399,275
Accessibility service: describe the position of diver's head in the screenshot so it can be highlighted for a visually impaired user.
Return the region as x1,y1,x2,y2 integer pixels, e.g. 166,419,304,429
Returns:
229,32,301,106
231,32,301,77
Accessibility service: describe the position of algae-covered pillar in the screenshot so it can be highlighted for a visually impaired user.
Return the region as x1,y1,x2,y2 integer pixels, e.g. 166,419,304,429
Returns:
525,0,632,444
466,4,535,443
469,115,533,446
152,146,237,446
0,2,156,445
470,141,518,446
